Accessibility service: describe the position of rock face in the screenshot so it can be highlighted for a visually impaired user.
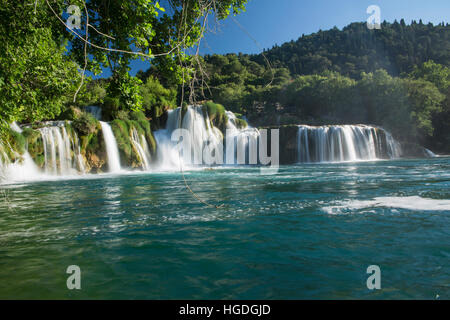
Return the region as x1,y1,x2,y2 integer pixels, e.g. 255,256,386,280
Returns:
278,126,299,164
85,152,106,173
260,125,298,164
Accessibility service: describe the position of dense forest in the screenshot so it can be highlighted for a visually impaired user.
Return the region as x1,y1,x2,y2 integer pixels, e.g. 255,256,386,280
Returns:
115,21,450,152
256,20,450,78
1,3,449,156
193,21,450,152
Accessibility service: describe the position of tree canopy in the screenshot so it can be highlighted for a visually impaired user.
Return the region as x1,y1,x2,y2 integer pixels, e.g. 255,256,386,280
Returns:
0,0,248,135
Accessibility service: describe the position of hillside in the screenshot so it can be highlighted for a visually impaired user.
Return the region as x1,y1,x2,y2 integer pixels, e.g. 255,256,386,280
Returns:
195,21,450,153
251,20,450,78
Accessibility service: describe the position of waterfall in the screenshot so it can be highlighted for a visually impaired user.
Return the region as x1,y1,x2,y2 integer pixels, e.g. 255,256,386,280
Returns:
38,122,85,175
0,145,10,180
154,106,261,169
1,124,41,182
154,106,223,169
100,121,121,172
10,122,23,133
425,148,437,158
297,125,402,163
225,111,260,165
130,127,152,171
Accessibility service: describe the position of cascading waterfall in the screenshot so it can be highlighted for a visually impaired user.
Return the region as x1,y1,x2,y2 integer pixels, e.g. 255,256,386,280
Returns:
297,125,401,163
38,122,86,175
0,145,10,179
100,121,121,173
130,127,152,171
154,106,260,169
0,123,41,182
225,111,260,165
154,106,223,169
425,148,437,158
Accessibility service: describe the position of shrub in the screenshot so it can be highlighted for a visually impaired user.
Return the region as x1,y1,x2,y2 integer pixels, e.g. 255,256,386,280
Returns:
117,110,130,121
202,101,229,132
73,112,99,136
103,97,121,120
234,118,248,129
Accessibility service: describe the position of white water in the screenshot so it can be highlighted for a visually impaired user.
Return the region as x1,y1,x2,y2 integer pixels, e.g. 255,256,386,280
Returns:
154,106,223,169
39,123,85,175
130,128,152,171
425,148,437,158
100,121,121,173
2,121,85,182
10,122,23,133
0,124,41,183
322,196,450,215
154,106,260,169
0,152,41,182
297,125,401,163
225,111,260,165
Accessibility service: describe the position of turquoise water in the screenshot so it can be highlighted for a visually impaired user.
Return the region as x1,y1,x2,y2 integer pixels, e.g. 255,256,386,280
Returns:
0,158,449,299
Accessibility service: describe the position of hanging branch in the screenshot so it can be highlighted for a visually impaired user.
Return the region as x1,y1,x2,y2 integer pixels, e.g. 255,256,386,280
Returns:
73,2,89,103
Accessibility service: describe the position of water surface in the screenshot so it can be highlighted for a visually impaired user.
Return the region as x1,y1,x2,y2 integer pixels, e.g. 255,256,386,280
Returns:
0,158,449,299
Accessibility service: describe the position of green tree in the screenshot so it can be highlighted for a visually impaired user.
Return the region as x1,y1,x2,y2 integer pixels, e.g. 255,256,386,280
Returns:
0,2,80,137
140,76,177,119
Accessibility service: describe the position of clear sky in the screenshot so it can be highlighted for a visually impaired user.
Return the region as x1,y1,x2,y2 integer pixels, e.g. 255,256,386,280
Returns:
106,0,450,77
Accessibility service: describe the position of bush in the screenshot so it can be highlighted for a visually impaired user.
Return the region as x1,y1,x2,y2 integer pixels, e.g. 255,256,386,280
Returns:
58,106,83,121
234,118,248,129
202,101,229,131
117,110,130,121
103,97,121,120
73,112,99,136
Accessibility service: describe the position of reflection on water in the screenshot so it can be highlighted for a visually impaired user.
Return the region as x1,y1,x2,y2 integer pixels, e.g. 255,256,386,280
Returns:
0,158,449,299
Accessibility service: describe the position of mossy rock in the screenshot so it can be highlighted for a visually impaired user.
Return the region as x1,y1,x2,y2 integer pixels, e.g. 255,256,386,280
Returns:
129,112,156,155
130,111,147,123
58,106,83,121
109,116,156,168
7,129,26,156
202,101,229,132
34,154,45,168
22,128,44,160
111,119,134,166
234,118,248,129
73,112,99,136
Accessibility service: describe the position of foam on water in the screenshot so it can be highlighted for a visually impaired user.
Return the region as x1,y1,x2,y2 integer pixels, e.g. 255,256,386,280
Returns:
322,196,450,214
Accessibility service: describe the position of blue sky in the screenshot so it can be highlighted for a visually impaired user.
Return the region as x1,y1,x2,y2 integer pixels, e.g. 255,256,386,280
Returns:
103,0,450,77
